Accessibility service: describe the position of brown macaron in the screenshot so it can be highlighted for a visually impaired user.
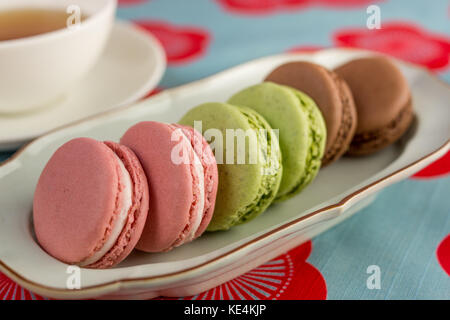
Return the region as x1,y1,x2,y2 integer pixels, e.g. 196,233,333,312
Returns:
334,56,414,156
265,61,357,166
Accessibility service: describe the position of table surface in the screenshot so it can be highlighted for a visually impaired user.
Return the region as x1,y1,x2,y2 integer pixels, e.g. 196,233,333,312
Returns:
0,0,449,300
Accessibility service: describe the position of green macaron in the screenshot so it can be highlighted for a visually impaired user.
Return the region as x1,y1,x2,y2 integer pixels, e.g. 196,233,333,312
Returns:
179,102,282,231
228,82,326,201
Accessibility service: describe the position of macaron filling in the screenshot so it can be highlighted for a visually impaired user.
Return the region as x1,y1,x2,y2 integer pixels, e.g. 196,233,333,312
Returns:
172,124,218,237
169,126,205,247
349,98,413,154
79,153,133,266
186,153,205,241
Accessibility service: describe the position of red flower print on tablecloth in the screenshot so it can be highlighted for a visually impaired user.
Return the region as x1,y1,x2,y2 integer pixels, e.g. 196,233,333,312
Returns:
118,0,148,6
436,234,450,276
134,21,211,65
216,0,381,15
159,240,327,300
316,0,382,7
1,241,325,300
0,273,46,300
288,45,326,53
216,0,310,15
412,151,450,179
143,87,165,100
334,22,450,71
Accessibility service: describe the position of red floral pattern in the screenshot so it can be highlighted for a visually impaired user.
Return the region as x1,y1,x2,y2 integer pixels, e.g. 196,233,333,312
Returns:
0,273,46,300
118,0,149,6
436,234,450,276
160,240,327,300
288,45,326,53
216,0,381,15
0,241,326,300
334,22,450,70
134,21,211,65
317,0,382,6
143,87,165,99
216,0,310,15
412,151,450,179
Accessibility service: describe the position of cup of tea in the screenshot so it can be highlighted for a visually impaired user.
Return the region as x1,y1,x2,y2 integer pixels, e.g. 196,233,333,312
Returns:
0,0,117,114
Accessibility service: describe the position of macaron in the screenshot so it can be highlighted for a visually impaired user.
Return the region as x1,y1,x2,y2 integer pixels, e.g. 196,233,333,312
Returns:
228,82,326,201
120,121,218,252
265,61,357,166
179,102,282,231
33,138,149,269
334,56,414,155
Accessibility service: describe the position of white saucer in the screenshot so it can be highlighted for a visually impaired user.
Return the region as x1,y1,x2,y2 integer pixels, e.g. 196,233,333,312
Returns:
0,21,166,151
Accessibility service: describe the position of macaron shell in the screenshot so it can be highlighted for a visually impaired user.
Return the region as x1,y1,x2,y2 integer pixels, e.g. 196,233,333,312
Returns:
335,56,413,155
33,138,125,265
265,62,342,156
88,141,150,268
322,73,358,164
171,124,218,237
348,98,414,155
179,103,268,231
120,121,198,252
228,82,312,200
265,61,357,166
279,87,327,199
334,56,411,134
232,105,282,222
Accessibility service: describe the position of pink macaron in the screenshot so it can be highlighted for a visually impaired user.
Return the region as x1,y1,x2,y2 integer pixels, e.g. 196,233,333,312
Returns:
120,121,218,252
33,138,149,269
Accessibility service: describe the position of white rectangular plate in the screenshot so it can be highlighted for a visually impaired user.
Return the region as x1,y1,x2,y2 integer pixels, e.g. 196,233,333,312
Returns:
0,49,449,299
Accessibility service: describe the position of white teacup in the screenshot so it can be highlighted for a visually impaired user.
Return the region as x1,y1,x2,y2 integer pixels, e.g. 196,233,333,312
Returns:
0,0,117,114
